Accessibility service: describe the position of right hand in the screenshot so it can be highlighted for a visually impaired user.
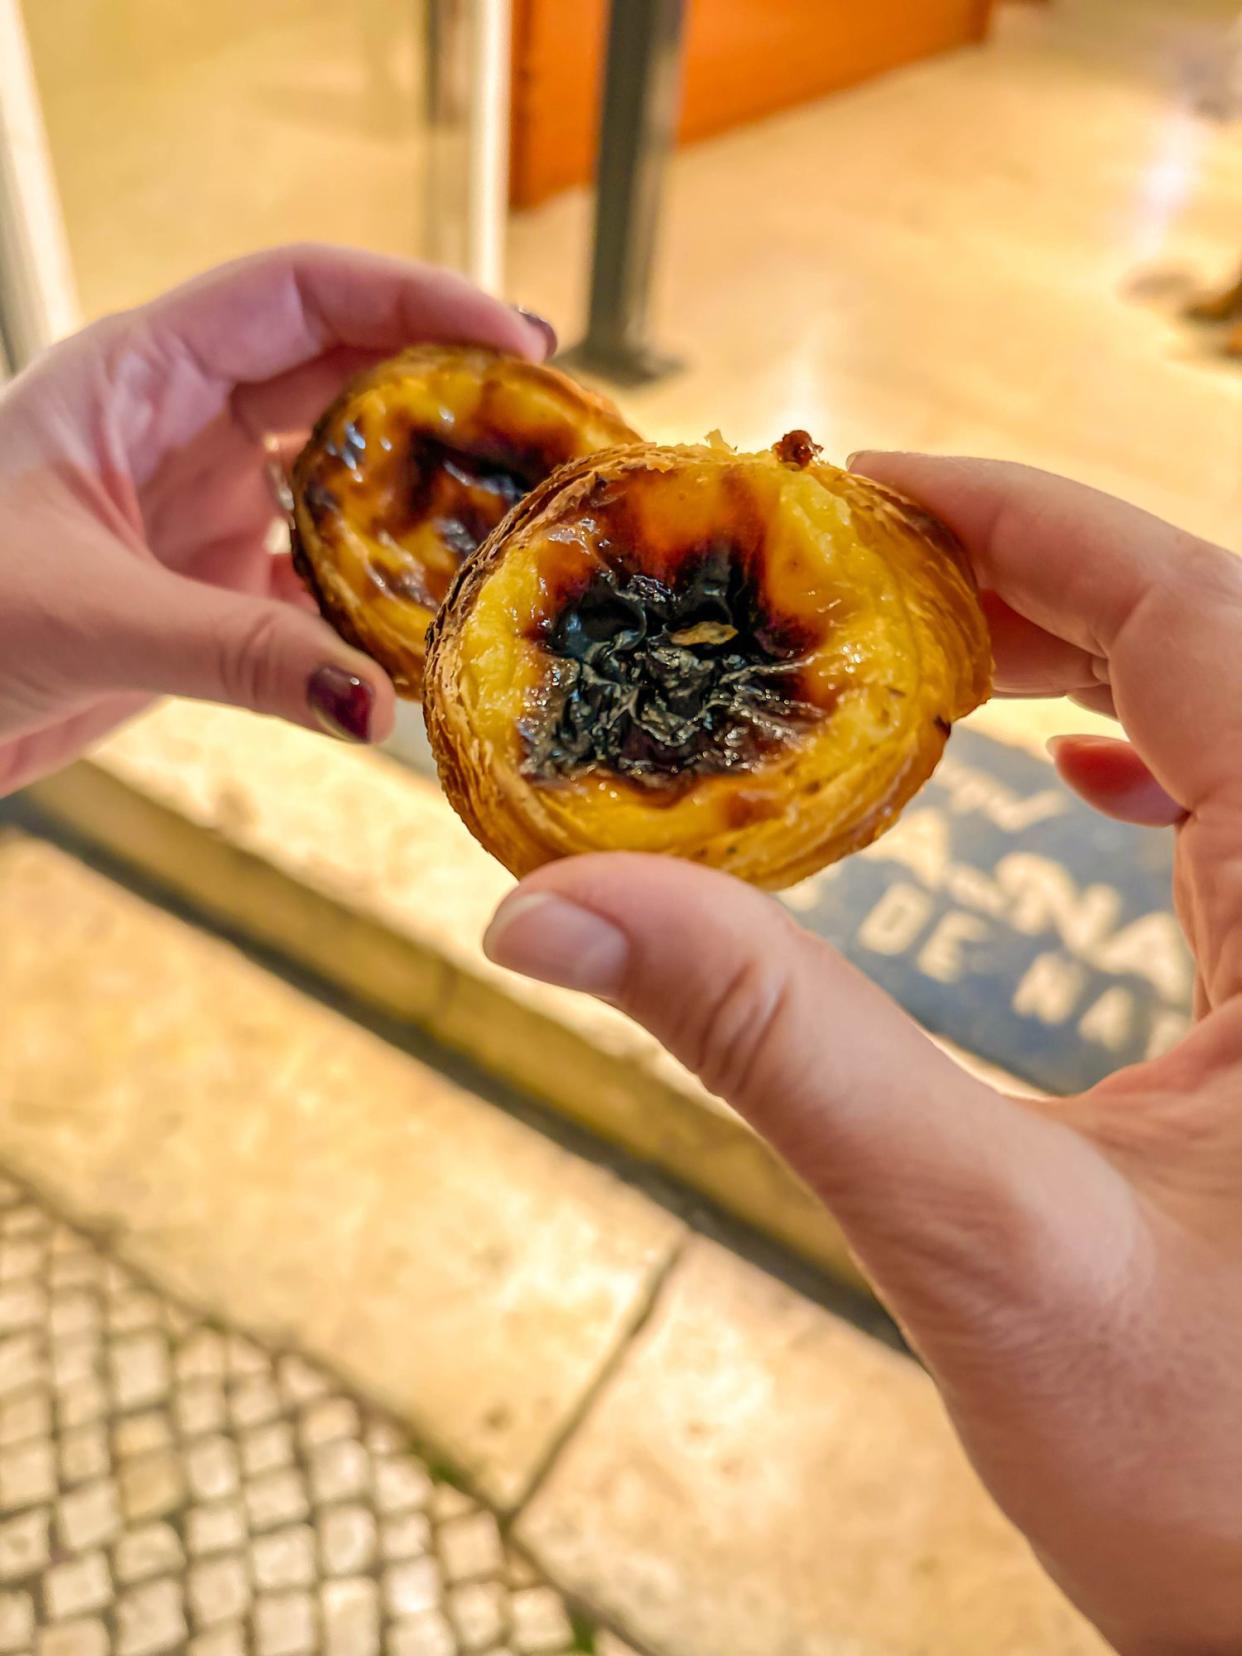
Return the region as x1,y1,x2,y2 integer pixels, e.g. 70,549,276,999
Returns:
485,457,1242,1656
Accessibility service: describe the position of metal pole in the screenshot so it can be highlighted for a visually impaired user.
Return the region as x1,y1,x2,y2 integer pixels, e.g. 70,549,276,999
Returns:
423,0,509,295
561,0,686,384
465,0,510,294
0,0,79,375
424,0,469,276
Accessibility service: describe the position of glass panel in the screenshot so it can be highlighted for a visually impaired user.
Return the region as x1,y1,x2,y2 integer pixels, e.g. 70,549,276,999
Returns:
12,0,505,771
19,0,434,321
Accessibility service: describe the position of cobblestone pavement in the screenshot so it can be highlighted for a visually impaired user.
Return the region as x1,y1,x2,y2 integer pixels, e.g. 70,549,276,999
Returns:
0,1179,594,1656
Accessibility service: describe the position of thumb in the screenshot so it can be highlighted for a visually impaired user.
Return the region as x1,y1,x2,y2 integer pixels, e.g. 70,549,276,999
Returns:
100,570,396,742
484,855,1132,1316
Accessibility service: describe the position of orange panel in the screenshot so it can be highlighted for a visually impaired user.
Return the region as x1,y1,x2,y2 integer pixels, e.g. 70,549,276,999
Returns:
510,0,995,208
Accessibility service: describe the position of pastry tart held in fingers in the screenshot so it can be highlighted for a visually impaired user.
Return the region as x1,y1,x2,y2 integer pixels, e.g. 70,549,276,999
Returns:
423,432,992,891
290,345,639,695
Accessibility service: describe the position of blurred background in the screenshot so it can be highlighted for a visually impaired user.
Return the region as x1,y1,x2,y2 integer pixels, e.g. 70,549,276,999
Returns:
6,0,1242,533
0,2,1240,1651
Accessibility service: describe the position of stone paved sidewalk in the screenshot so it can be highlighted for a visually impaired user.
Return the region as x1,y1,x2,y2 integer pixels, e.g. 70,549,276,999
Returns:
0,1178,621,1656
0,833,1105,1655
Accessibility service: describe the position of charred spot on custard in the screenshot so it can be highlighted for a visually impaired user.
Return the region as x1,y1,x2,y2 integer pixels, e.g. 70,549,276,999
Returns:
522,545,827,789
396,436,527,566
774,429,822,468
303,480,340,529
311,398,587,582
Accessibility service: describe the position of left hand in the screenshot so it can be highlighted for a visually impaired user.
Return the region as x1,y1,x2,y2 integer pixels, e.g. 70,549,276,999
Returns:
0,244,552,794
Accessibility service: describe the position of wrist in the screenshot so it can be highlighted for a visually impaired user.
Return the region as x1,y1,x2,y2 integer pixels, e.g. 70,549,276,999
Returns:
1030,1528,1242,1656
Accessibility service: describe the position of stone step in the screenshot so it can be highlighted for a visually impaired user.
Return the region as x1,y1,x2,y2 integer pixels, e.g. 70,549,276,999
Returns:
0,832,1104,1655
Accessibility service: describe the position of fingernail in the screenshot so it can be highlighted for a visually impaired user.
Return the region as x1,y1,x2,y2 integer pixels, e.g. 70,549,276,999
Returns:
308,665,374,743
512,305,558,359
484,892,628,993
846,450,868,471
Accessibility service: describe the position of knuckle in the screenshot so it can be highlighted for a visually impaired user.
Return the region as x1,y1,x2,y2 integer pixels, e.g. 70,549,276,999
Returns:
0,739,31,796
687,951,793,1103
218,606,286,711
1177,531,1240,596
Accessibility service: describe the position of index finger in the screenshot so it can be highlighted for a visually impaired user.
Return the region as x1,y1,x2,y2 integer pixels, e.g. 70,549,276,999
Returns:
139,244,549,388
851,454,1199,659
849,453,1242,812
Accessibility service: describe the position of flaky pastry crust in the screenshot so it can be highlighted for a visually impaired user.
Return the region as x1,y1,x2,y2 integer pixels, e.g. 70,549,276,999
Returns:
424,434,992,890
291,345,639,695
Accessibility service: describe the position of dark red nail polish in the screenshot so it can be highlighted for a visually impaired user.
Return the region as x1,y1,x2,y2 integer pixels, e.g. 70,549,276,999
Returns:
308,666,373,743
513,305,558,358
